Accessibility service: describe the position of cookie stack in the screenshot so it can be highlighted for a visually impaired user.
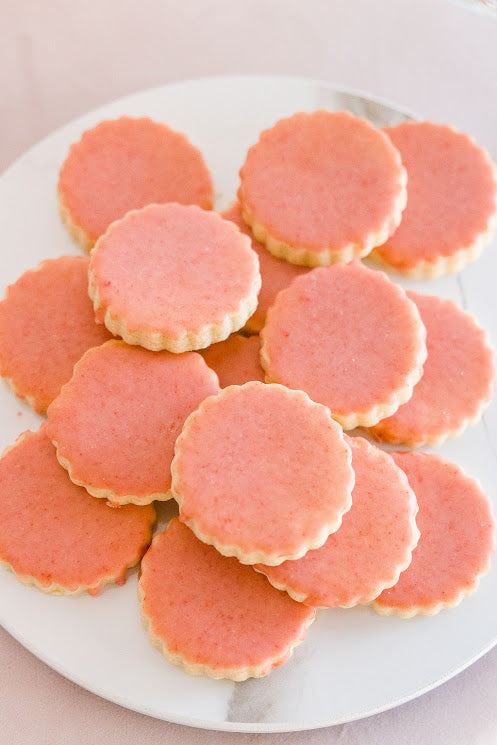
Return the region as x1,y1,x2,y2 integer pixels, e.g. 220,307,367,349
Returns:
0,111,496,682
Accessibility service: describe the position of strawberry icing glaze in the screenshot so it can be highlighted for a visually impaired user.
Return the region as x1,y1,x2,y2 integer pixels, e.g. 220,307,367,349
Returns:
260,262,427,428
0,256,112,413
46,341,220,505
0,426,155,595
58,116,213,246
370,292,497,446
255,436,419,608
374,122,497,272
373,451,497,616
201,334,264,387
89,203,261,347
172,381,354,565
220,201,309,332
139,519,315,680
238,110,406,261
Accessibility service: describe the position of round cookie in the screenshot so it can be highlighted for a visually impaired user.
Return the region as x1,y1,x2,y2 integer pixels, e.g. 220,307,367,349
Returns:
238,110,407,267
200,334,264,387
171,381,354,566
0,256,112,414
220,201,309,333
46,340,220,506
371,121,497,277
138,519,315,681
58,116,213,250
260,261,427,429
89,203,261,352
255,436,419,608
372,451,496,617
0,426,156,596
369,291,497,447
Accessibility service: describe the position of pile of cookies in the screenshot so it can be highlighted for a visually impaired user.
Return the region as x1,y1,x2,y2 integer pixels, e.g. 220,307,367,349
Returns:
0,111,496,682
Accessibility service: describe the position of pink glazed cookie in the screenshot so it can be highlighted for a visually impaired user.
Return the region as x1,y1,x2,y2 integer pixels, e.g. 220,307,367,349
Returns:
58,116,213,250
255,437,419,608
89,203,261,352
370,292,497,447
138,519,315,680
238,110,407,267
171,381,354,565
46,340,220,506
261,262,427,429
0,426,156,596
201,334,264,387
0,256,112,413
220,201,309,333
372,451,496,617
372,122,497,277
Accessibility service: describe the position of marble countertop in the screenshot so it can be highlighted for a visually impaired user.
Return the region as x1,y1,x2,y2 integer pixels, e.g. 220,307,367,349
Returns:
2,0,497,742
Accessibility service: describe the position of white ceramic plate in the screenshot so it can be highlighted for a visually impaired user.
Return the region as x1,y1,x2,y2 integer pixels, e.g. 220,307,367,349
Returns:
1,75,496,734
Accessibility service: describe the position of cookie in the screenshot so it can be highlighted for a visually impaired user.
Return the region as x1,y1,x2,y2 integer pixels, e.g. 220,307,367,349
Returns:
372,451,496,617
220,201,309,333
138,519,315,681
46,340,220,506
58,116,213,250
371,122,497,277
255,437,419,608
171,381,354,565
238,110,407,266
88,203,261,352
0,426,156,596
200,334,264,387
0,256,112,413
260,262,427,429
369,292,497,447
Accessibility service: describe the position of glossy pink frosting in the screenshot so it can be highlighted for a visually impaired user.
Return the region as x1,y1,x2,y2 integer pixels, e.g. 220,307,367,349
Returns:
201,334,264,387
371,292,497,443
221,201,309,332
0,256,112,413
139,519,315,676
261,262,425,420
173,381,354,564
256,437,418,607
376,122,497,269
90,203,260,337
58,116,213,243
375,451,496,613
46,341,220,502
239,110,405,252
0,426,155,594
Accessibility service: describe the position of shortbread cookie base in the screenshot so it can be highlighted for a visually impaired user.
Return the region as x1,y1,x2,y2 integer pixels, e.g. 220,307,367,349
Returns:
238,110,408,268
46,341,221,506
255,437,420,608
260,264,427,430
370,122,497,278
88,203,261,353
171,382,354,566
369,214,497,278
369,295,497,447
240,178,406,268
138,521,315,681
138,582,314,681
0,428,156,595
89,270,260,353
52,445,174,507
371,452,496,618
58,195,95,252
1,554,133,597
